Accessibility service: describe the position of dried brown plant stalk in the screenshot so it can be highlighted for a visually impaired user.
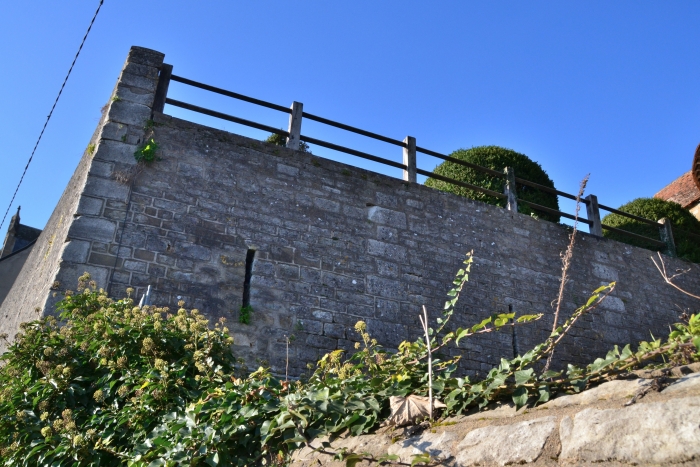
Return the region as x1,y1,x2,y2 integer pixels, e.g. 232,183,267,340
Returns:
651,252,700,300
418,305,433,420
544,173,589,373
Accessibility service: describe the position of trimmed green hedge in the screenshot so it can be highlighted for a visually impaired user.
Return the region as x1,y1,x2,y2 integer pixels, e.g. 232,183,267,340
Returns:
602,197,700,263
424,146,560,222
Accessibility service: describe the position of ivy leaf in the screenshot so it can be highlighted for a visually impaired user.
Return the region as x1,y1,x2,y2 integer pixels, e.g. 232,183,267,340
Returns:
517,313,542,323
541,370,561,379
377,454,400,463
570,378,588,393
344,454,363,467
499,358,511,372
619,344,633,360
471,317,492,333
205,453,220,466
411,453,432,466
455,329,471,345
514,369,534,387
512,387,529,409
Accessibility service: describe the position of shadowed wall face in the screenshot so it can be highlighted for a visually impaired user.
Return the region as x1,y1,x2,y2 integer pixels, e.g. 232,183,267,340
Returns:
2,47,699,377
99,106,700,377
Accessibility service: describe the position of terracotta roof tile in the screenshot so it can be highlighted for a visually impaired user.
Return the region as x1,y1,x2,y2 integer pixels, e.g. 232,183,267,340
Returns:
655,171,700,208
693,143,700,192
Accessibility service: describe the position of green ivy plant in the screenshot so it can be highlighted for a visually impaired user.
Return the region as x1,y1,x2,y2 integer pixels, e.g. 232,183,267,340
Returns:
1,260,698,466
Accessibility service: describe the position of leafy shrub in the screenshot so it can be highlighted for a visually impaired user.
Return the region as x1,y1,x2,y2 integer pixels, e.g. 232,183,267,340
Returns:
265,132,311,153
602,197,700,263
0,275,237,465
425,146,560,222
1,264,698,466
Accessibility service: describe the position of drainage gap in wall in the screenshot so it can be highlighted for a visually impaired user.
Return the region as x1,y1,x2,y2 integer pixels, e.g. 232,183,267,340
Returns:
242,249,256,308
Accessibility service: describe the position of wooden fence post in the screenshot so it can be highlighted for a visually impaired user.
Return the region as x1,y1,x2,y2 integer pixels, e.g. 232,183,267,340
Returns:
286,101,303,150
659,218,677,257
504,167,518,212
585,194,603,237
152,64,173,114
403,136,417,183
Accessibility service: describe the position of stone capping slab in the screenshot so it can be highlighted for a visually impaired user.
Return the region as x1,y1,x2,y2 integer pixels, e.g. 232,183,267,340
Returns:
540,378,652,409
661,371,700,396
454,416,557,466
386,431,458,463
559,396,700,464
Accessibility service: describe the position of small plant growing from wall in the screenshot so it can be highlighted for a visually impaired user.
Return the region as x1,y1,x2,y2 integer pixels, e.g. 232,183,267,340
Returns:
239,304,253,324
133,138,159,163
265,132,311,153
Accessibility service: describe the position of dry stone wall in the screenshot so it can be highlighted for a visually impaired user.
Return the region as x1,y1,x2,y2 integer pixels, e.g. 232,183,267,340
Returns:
2,46,700,377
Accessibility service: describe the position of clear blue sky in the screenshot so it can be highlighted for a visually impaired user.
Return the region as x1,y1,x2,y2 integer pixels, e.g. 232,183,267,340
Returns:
1,1,699,231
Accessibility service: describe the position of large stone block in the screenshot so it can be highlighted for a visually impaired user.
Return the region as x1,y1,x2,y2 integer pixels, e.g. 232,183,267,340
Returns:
75,196,104,216
455,417,556,466
126,46,164,68
367,239,407,262
560,397,700,464
83,177,130,202
107,99,152,127
67,217,117,243
367,206,407,229
93,140,139,165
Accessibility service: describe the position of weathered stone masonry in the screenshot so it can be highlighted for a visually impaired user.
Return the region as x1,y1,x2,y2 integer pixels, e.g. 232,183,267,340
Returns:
2,46,699,378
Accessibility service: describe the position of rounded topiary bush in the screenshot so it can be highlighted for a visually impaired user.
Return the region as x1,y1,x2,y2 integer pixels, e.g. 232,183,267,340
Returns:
424,146,560,222
602,197,700,263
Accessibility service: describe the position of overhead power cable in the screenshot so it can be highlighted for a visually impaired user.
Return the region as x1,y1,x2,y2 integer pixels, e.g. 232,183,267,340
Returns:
0,0,105,232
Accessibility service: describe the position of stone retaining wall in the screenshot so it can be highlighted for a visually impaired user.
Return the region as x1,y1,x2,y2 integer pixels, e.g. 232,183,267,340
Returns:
2,46,699,377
